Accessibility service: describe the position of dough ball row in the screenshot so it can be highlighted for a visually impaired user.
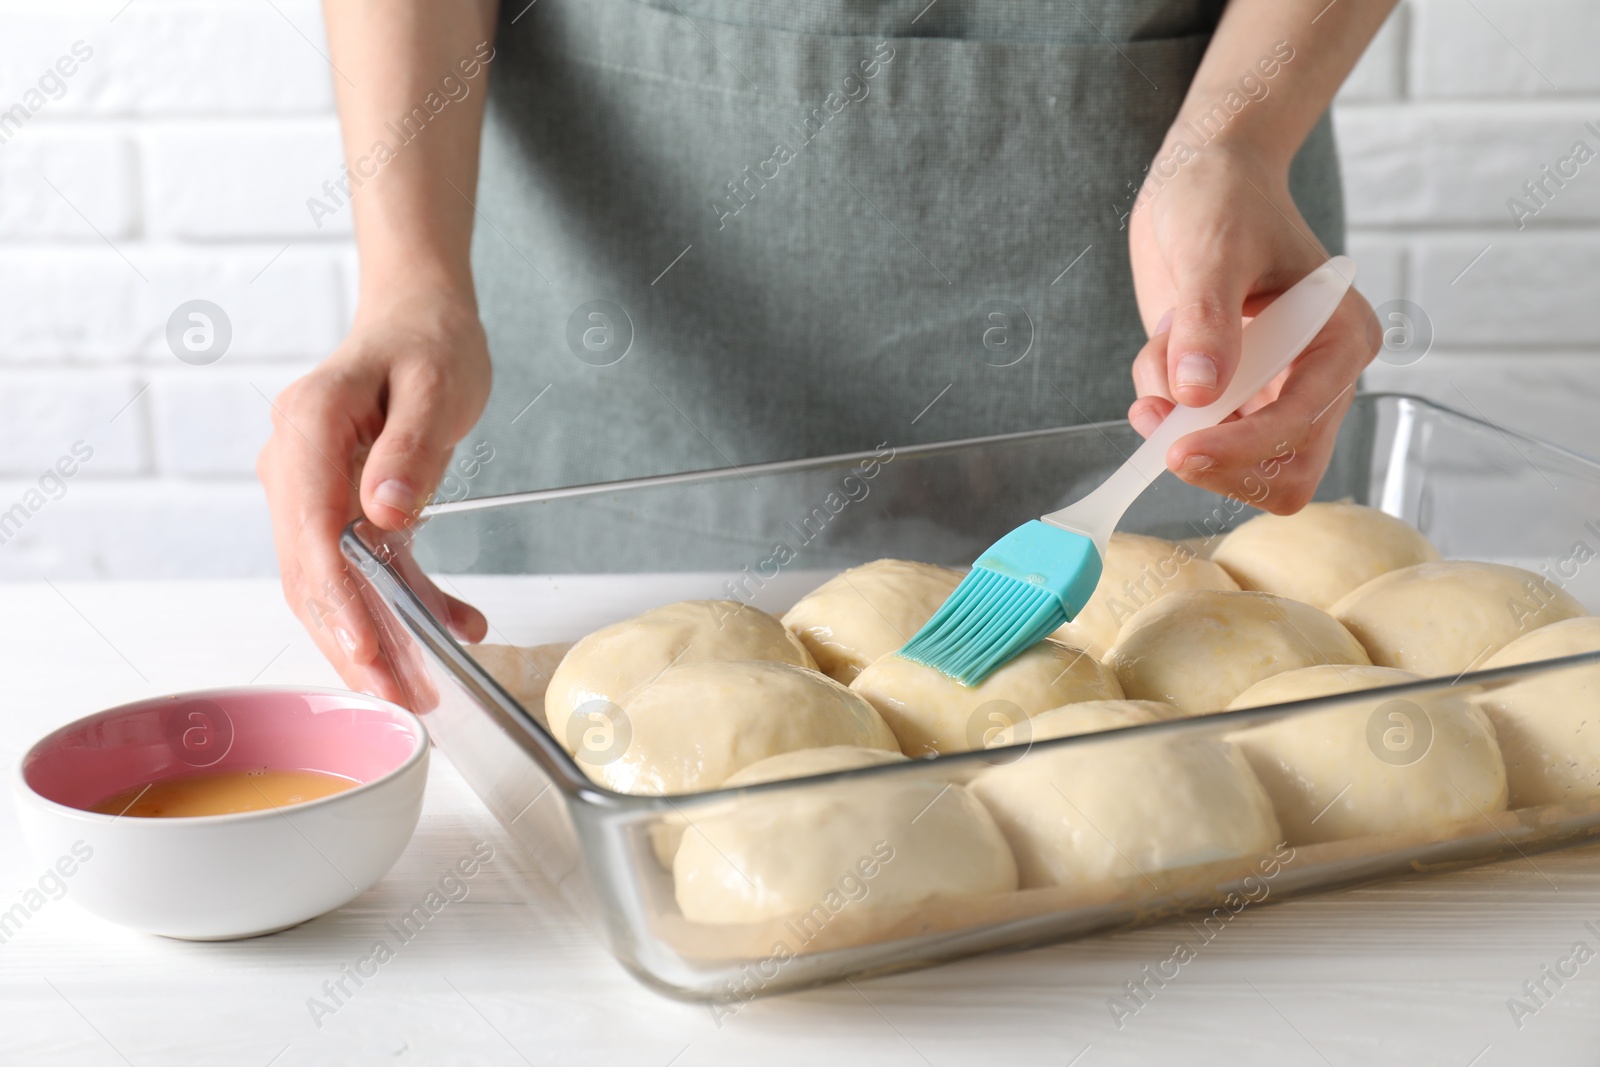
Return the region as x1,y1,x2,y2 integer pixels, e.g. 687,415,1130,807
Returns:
1108,588,1371,715
1480,617,1600,807
484,502,1597,928
782,559,962,683
971,702,1282,890
1210,501,1439,610
544,599,815,748
595,661,898,796
1052,531,1240,657
674,746,1018,924
1226,665,1507,845
850,638,1121,756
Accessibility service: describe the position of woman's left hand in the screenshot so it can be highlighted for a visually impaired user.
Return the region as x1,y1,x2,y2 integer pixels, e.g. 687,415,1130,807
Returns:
1127,140,1380,514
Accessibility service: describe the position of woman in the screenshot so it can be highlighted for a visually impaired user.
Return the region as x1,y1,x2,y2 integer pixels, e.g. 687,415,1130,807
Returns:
259,0,1391,700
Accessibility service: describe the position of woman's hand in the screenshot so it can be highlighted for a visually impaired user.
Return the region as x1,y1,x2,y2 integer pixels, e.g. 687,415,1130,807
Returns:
257,289,492,703
1127,141,1379,513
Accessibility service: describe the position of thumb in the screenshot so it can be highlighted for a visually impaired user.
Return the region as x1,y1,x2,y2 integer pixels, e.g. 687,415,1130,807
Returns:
360,367,460,530
1166,264,1249,408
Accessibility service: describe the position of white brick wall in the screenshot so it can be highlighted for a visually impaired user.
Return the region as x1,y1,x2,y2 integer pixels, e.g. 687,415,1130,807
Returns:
0,1,341,579
0,0,1595,578
1338,2,1600,460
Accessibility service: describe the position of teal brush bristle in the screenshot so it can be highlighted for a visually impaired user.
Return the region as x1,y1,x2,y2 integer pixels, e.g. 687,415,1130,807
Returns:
899,520,1104,685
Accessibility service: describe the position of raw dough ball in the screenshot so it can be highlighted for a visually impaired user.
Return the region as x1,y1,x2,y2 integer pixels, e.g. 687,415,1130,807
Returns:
972,706,1279,889
719,744,905,785
1331,561,1585,678
1212,502,1440,610
648,745,900,871
1051,533,1239,658
545,600,814,749
1479,617,1600,808
1107,590,1370,715
782,559,963,683
993,700,1183,741
849,640,1123,756
673,746,1018,924
1227,664,1507,844
587,661,898,795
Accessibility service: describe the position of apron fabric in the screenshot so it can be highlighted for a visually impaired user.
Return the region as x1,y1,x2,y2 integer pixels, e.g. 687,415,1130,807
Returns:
441,0,1345,573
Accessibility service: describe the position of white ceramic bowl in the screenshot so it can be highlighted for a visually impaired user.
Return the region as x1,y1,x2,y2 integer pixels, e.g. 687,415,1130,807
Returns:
14,686,429,940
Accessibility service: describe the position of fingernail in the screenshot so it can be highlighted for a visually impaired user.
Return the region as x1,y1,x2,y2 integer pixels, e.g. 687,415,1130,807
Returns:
1175,353,1217,390
374,479,415,513
1181,454,1216,473
335,626,358,654
1155,308,1175,335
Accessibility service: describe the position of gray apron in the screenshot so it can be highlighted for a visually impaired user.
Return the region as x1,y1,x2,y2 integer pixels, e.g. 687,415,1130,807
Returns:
445,0,1344,571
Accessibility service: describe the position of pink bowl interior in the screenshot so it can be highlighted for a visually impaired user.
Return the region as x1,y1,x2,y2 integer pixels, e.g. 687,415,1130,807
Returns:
21,689,425,812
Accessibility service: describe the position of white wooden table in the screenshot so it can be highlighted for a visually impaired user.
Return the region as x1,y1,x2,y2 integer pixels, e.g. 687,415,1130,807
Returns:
3,580,1599,1066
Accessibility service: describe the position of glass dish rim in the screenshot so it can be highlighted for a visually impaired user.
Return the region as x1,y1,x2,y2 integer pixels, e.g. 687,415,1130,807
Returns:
341,391,1600,815
415,391,1600,516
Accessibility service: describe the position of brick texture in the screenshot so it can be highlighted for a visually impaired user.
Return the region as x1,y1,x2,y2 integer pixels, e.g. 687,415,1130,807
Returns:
1412,0,1600,98
0,131,137,239
0,370,149,476
1336,104,1600,227
144,122,349,239
0,3,334,116
149,364,312,477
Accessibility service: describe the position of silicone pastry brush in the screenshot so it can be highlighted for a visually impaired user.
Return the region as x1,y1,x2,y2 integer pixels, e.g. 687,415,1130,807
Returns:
899,256,1355,685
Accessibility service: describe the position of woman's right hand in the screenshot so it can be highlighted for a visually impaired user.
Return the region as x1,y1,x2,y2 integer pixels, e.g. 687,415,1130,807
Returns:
258,288,492,703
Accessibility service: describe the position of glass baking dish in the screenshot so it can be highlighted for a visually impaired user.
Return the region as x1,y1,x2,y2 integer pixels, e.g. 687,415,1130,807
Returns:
342,393,1600,1001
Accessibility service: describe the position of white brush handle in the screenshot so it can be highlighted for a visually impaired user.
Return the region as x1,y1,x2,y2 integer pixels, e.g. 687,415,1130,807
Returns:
1043,256,1355,551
